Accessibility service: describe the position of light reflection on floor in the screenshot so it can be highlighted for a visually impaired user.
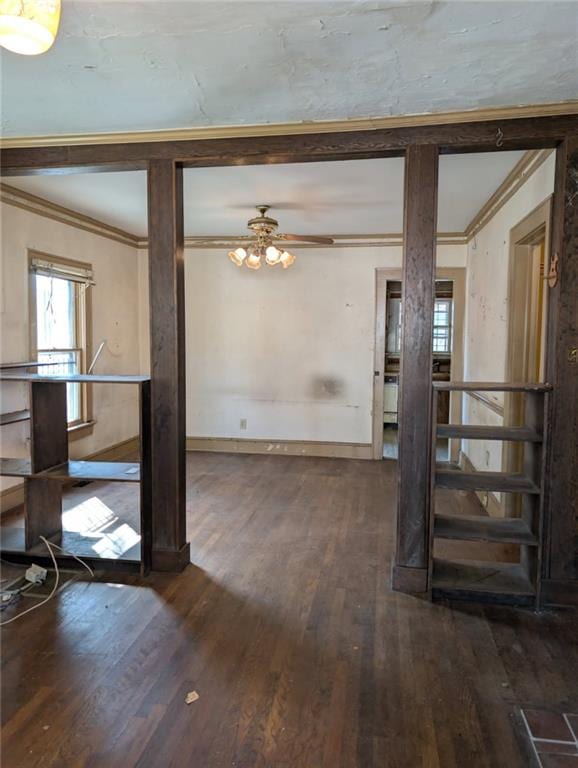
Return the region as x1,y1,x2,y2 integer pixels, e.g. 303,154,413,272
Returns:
62,496,140,559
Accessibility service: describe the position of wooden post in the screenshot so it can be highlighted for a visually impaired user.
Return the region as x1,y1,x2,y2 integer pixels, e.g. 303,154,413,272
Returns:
147,160,190,571
392,144,439,594
543,136,578,583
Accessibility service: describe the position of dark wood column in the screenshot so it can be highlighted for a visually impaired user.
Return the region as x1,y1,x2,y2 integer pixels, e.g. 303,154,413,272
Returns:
147,160,190,571
393,144,439,594
544,136,578,585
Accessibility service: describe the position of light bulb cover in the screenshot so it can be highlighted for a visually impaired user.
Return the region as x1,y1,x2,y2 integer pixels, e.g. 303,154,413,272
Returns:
265,245,281,265
0,0,61,55
228,247,247,267
245,252,262,270
280,250,296,269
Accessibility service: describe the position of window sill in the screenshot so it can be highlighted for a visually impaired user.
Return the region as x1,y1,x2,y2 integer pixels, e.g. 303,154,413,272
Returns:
68,420,96,441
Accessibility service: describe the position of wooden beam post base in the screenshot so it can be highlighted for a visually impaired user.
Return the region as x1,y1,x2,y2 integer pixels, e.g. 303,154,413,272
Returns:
151,543,191,573
392,564,429,594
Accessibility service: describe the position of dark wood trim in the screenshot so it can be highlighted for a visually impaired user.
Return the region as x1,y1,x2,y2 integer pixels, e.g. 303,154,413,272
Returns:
147,160,190,572
394,144,438,592
541,579,578,606
543,136,578,582
2,115,578,175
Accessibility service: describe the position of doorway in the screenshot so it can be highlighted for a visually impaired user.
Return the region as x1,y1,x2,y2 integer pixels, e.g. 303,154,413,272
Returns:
372,267,466,461
502,197,552,514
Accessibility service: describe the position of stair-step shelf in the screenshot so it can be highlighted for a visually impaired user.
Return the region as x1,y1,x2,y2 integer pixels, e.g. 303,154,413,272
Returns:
432,558,536,606
0,409,31,426
436,424,542,442
434,513,538,545
435,468,540,494
430,381,550,608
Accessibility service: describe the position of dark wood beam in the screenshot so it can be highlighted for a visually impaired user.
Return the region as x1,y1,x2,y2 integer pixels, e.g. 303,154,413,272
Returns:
543,135,578,582
393,144,439,594
147,160,190,572
3,115,578,175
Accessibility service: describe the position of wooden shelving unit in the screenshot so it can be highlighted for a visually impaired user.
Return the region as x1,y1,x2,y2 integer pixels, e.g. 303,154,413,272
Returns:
0,369,151,573
429,381,551,608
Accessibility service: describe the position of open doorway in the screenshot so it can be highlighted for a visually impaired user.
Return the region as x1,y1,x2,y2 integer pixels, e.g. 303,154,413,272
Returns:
372,267,465,461
501,197,551,515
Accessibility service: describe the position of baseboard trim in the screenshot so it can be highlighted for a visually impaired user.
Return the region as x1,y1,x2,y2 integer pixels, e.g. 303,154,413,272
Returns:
186,436,373,460
541,579,578,607
151,543,191,573
0,484,25,516
82,435,140,461
459,451,502,516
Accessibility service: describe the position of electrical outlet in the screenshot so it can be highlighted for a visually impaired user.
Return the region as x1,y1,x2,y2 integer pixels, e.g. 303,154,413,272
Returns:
240,418,247,430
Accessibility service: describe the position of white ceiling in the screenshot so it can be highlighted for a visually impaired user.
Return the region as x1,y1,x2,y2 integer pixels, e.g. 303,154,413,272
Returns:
6,151,525,236
1,1,576,138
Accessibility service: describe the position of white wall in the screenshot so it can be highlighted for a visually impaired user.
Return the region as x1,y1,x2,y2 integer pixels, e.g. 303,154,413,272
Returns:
462,152,555,475
0,202,142,499
137,243,466,446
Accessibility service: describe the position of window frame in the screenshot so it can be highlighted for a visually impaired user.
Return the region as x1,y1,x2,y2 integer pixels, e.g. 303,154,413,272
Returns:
432,297,453,354
28,250,94,439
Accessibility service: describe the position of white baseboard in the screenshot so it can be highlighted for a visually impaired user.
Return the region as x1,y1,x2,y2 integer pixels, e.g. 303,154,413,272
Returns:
186,436,373,460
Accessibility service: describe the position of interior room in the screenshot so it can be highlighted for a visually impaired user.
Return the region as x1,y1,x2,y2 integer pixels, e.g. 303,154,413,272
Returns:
0,2,577,767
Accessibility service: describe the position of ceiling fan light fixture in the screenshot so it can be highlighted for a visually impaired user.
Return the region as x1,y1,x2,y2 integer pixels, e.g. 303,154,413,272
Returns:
265,245,281,265
228,247,247,267
280,250,296,269
0,0,61,55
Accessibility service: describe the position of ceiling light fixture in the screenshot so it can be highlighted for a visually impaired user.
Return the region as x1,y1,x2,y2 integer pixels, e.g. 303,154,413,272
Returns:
0,0,61,55
227,206,334,271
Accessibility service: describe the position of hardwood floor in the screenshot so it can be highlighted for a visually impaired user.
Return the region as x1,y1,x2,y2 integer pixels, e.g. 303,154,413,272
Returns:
1,453,577,767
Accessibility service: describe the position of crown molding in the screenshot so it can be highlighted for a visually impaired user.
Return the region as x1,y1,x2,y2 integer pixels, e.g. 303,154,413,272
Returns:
0,183,140,248
1,145,552,251
464,148,554,239
2,102,577,149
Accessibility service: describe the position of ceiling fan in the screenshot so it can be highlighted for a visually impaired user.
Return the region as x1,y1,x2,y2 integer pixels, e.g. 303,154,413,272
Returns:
228,205,334,270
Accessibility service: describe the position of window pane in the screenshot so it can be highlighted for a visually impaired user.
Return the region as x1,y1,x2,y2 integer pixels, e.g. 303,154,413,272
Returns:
37,350,81,423
36,275,76,349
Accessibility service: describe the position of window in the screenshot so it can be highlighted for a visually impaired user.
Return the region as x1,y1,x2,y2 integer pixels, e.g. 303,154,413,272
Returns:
29,253,93,428
433,298,453,353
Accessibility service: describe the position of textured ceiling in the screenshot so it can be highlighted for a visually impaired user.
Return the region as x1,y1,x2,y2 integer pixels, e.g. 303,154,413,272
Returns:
0,1,577,138
6,151,525,235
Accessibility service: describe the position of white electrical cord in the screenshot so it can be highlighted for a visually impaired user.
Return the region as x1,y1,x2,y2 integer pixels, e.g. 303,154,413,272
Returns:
0,537,94,627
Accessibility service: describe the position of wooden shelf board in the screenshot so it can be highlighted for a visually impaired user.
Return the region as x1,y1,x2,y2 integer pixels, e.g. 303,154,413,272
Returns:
0,458,32,477
0,373,150,384
435,468,540,494
436,424,542,442
432,558,535,605
434,513,538,545
0,361,59,370
433,381,551,392
0,410,31,426
39,460,141,483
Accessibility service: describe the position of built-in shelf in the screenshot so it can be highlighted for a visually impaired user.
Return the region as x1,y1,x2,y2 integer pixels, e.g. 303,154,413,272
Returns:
430,381,548,608
432,558,535,605
433,381,552,392
0,373,150,384
39,460,141,483
0,409,31,426
436,424,542,442
0,458,32,477
435,468,540,494
434,513,538,545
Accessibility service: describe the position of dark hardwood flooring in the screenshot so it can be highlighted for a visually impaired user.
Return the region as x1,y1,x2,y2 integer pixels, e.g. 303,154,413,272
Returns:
1,453,577,767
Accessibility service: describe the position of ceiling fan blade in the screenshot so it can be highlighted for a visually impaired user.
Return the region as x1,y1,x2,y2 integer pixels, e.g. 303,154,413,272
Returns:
277,233,334,245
